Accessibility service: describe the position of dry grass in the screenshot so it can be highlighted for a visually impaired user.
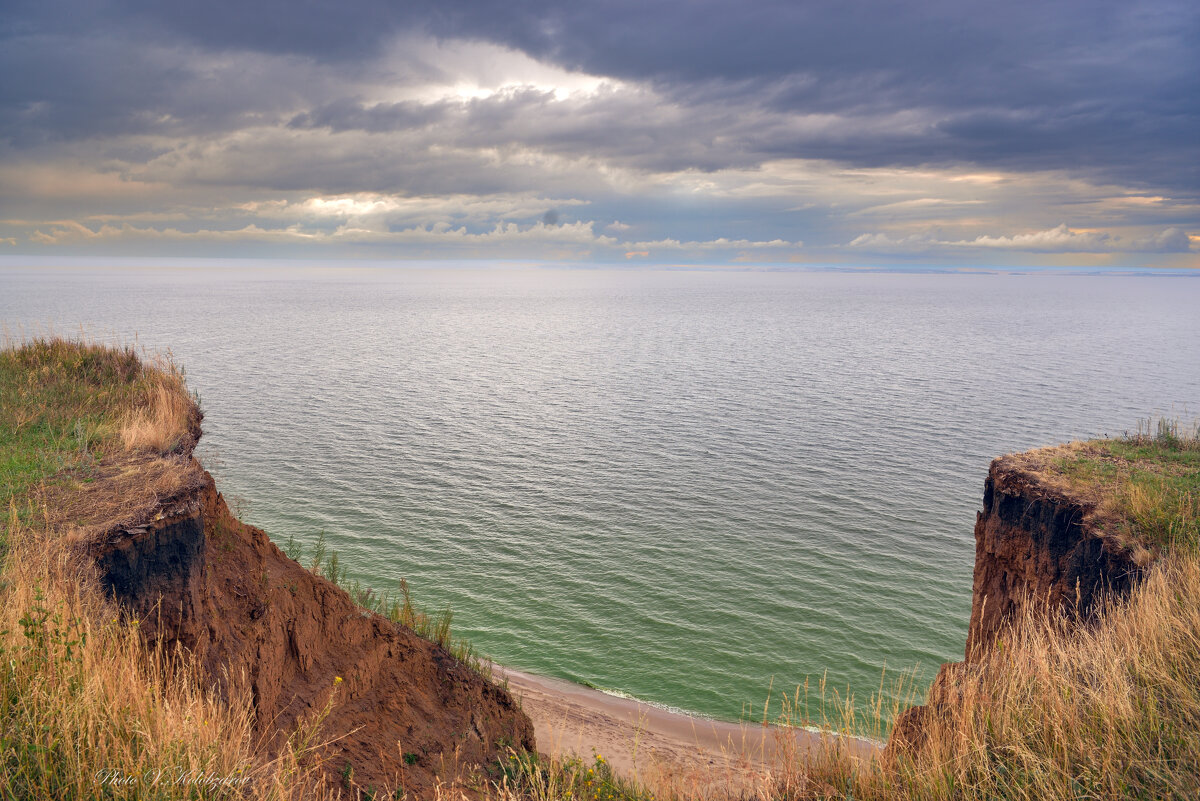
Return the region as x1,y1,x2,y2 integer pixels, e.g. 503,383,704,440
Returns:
1,337,204,548
1,520,253,799
0,338,350,800
793,549,1200,800
119,355,202,456
0,510,353,800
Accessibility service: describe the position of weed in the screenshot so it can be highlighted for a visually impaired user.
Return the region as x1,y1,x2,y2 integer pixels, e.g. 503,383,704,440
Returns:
1045,417,1200,552
309,530,328,574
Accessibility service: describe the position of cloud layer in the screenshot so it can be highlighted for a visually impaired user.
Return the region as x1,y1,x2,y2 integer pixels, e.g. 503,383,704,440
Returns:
1,0,1196,265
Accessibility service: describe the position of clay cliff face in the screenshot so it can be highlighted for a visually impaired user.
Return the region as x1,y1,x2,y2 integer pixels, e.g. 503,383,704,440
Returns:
966,456,1144,656
88,464,535,797
888,451,1145,757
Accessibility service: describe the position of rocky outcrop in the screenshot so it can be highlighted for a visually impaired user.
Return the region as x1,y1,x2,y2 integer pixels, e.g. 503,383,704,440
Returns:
87,462,535,797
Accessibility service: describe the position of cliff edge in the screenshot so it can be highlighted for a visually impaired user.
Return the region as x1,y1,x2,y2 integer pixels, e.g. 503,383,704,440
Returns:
87,467,535,796
1,339,533,799
889,433,1192,758
965,451,1148,655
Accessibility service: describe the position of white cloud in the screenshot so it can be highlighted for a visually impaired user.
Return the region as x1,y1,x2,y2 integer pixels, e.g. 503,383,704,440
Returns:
29,221,320,244
256,192,590,225
383,36,622,104
849,197,986,217
25,218,805,261
626,236,801,251
28,219,611,246
964,224,1114,251
846,232,939,252
1133,227,1192,252
329,220,614,246
848,224,1192,254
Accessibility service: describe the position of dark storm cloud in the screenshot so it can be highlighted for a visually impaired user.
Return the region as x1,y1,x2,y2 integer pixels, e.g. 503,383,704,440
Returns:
117,0,1200,118
3,0,1197,193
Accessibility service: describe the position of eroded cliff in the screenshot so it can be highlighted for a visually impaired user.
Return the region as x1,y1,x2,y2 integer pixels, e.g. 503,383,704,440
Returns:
87,460,535,797
889,446,1151,756
965,455,1145,655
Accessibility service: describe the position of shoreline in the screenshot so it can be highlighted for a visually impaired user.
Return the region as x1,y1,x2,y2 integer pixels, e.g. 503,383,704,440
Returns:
493,664,880,785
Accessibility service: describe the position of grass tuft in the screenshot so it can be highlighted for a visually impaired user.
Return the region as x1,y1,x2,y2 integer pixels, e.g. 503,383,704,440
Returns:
794,547,1200,800
119,357,202,455
488,750,650,801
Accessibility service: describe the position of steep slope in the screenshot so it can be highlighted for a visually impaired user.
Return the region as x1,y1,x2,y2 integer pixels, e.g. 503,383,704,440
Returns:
965,454,1146,655
0,338,536,798
889,438,1181,757
86,461,535,797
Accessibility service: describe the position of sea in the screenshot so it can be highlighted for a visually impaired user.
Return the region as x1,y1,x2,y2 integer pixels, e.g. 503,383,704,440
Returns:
3,260,1198,724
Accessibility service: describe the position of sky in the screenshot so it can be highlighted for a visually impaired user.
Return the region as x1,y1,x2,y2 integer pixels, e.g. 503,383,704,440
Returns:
1,0,1197,268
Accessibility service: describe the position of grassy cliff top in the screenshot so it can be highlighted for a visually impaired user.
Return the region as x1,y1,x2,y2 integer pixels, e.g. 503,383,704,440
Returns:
0,337,203,551
996,419,1200,556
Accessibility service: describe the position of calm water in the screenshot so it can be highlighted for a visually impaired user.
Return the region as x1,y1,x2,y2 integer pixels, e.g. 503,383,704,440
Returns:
3,263,1199,722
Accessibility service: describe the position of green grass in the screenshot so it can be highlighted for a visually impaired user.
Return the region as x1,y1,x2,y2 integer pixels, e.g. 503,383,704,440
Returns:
495,750,654,801
1053,417,1200,551
0,339,151,540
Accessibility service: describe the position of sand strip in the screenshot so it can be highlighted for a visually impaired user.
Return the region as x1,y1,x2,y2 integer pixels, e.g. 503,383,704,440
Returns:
494,665,879,787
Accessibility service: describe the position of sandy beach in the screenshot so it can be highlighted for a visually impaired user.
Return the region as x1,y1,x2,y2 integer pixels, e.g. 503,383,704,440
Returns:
495,665,879,791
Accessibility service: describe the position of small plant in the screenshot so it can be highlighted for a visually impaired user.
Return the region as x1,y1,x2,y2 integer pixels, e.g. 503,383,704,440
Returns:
283,534,303,562
495,749,653,801
324,550,348,586
309,530,327,574
1047,416,1200,552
